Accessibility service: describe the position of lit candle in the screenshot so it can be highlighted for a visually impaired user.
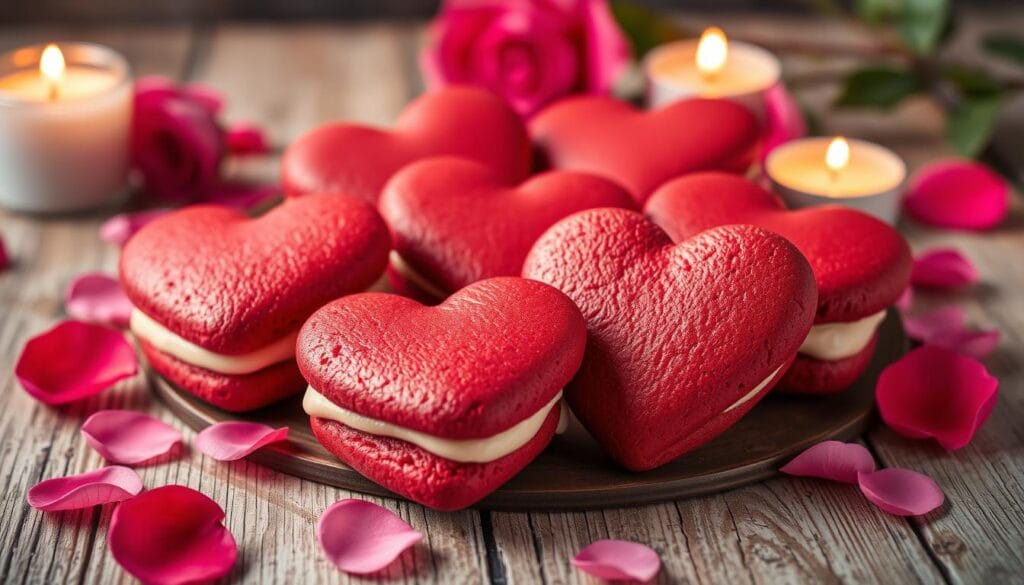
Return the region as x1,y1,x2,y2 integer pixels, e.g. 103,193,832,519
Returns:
644,27,780,120
0,42,133,213
765,136,907,224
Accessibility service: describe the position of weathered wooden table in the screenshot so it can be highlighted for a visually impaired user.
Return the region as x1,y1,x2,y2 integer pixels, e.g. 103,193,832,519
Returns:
2,12,1023,584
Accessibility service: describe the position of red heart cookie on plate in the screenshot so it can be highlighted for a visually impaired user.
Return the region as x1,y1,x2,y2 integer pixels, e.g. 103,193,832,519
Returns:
121,194,390,411
529,96,760,204
523,209,816,471
378,156,636,300
297,277,586,510
644,172,911,394
282,87,532,203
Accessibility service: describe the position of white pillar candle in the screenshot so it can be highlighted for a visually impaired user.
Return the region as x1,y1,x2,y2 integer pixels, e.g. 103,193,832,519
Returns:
765,136,907,225
0,43,133,214
644,27,780,121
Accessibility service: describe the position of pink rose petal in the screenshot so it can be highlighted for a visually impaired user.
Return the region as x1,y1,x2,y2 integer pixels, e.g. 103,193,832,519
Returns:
27,466,143,511
317,499,423,575
15,321,138,406
109,485,237,585
902,306,965,342
82,410,183,465
100,209,171,247
911,248,979,290
572,539,661,582
203,181,279,210
780,440,876,484
857,469,945,516
762,82,808,158
895,286,914,312
225,122,270,155
904,159,1009,230
65,273,134,328
181,82,225,116
195,421,288,461
0,233,9,270
876,345,998,449
929,327,1000,359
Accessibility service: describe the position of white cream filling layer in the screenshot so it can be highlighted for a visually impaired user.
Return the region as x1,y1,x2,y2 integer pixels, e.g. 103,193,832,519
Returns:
389,251,448,300
129,308,297,375
303,386,565,463
799,310,886,362
724,365,783,413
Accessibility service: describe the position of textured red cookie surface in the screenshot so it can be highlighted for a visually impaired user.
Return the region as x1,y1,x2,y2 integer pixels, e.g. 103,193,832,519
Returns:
645,172,911,324
297,277,586,509
379,157,636,295
282,87,532,203
529,96,759,203
523,209,816,471
786,335,878,394
121,194,390,354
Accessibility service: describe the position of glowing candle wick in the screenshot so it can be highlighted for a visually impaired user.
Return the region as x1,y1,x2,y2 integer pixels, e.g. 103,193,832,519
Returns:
696,27,728,83
40,44,66,102
825,136,850,186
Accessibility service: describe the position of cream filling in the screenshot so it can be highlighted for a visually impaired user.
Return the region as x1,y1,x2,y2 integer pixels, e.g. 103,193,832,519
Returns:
799,310,886,362
129,308,297,375
303,386,565,463
724,365,783,413
389,251,448,300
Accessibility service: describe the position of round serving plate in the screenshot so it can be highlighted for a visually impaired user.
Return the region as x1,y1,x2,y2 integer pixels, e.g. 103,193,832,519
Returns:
152,310,906,511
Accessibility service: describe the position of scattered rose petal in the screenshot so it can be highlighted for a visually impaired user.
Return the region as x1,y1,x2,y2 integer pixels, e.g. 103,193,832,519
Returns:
876,345,998,449
904,159,1009,230
195,421,288,461
15,321,138,406
572,539,661,582
100,209,171,247
109,485,237,585
204,181,279,210
895,286,913,312
911,248,979,290
317,500,423,575
65,273,134,328
902,306,965,342
0,233,9,270
780,441,876,484
929,328,1000,359
762,82,808,158
181,83,225,116
27,466,143,511
82,410,183,465
857,469,945,516
225,122,270,155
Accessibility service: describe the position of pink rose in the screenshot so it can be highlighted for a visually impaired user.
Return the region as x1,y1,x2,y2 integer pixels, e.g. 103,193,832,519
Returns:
130,77,225,202
421,0,631,118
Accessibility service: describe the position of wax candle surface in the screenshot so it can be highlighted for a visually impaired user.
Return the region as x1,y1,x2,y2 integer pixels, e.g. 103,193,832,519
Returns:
0,68,119,102
647,40,780,98
766,137,905,198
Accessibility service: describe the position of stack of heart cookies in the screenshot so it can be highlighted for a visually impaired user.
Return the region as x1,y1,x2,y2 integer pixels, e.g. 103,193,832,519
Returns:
120,87,910,510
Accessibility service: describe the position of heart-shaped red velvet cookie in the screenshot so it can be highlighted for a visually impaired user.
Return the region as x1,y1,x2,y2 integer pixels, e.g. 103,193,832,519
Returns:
121,194,391,411
523,209,816,471
530,96,759,204
645,172,911,394
282,87,532,203
297,277,586,510
378,156,636,298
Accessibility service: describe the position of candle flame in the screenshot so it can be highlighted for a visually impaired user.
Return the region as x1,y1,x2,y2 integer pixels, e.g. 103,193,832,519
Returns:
696,27,728,80
40,44,66,84
826,136,850,173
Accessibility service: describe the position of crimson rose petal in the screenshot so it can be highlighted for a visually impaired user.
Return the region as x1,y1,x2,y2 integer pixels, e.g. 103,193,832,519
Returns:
15,321,138,406
195,421,288,461
876,345,998,449
904,159,1009,230
65,273,134,328
911,248,978,290
27,466,142,511
780,441,876,484
100,209,171,247
317,500,423,575
109,485,237,585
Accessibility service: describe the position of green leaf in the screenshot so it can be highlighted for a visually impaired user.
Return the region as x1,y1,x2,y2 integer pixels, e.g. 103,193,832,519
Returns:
943,64,1004,97
946,95,1004,157
834,66,924,109
982,34,1024,67
898,0,951,55
855,0,898,24
610,2,688,59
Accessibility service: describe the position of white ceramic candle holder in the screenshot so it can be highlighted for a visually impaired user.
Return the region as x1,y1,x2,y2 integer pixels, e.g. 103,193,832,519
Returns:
0,42,133,214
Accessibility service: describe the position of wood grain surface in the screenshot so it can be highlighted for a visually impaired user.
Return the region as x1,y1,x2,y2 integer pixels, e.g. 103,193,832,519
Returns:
1,11,1022,584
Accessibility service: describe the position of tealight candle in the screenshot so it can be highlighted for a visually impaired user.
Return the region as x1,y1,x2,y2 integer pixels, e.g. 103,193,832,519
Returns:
0,42,132,213
644,27,780,120
765,136,907,224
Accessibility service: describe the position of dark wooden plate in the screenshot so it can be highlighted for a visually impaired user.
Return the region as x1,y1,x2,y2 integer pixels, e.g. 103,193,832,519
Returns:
152,311,905,511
